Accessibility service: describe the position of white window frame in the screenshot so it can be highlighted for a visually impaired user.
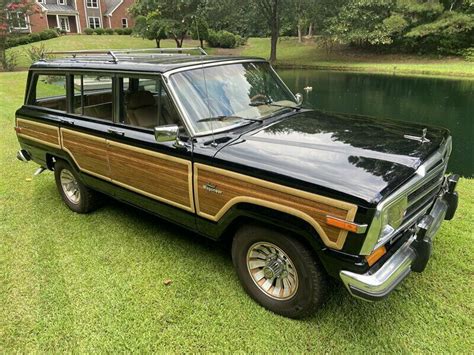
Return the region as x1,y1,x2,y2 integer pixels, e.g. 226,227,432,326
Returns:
10,12,29,30
88,16,101,29
86,0,98,8
57,0,66,5
58,16,70,32
121,18,128,28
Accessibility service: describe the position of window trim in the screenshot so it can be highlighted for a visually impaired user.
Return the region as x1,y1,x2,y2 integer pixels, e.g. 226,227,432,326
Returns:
58,16,70,32
115,73,185,132
27,72,68,114
86,0,98,8
57,0,66,5
121,18,128,28
88,16,101,29
10,12,29,30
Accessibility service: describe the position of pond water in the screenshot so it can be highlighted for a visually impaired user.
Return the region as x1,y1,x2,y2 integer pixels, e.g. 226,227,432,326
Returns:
277,69,474,177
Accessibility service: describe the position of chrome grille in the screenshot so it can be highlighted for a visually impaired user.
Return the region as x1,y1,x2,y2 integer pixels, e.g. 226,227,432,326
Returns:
360,137,452,255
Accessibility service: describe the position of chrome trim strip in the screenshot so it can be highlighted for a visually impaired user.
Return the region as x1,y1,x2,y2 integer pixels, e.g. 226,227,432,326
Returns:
360,136,451,255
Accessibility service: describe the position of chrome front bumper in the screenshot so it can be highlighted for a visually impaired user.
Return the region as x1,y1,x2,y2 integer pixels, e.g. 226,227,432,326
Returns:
340,177,458,301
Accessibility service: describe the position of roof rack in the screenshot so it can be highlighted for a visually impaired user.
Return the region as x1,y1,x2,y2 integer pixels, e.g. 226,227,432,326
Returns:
44,47,208,63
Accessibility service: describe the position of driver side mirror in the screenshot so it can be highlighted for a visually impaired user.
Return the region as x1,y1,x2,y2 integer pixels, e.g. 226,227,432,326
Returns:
154,124,179,142
295,93,303,106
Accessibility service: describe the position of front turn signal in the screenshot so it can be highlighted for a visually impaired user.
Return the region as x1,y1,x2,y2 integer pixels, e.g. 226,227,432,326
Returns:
366,246,387,267
326,216,367,234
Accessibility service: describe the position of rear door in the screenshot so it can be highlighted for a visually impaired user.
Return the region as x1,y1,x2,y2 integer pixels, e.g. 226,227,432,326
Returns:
60,72,114,181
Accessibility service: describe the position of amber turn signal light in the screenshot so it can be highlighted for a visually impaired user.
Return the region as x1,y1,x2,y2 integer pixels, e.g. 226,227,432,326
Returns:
366,246,387,267
326,216,367,234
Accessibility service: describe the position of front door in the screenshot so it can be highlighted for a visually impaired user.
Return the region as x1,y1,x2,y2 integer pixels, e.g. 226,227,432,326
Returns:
106,74,195,227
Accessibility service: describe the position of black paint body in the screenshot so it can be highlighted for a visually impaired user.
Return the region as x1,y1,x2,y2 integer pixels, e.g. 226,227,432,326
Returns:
16,60,450,279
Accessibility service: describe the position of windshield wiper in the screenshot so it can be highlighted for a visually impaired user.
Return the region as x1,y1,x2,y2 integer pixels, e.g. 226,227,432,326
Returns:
249,100,299,110
197,115,262,123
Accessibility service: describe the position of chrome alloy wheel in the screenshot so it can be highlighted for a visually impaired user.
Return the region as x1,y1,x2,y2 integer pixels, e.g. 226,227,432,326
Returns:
246,242,299,300
60,169,81,204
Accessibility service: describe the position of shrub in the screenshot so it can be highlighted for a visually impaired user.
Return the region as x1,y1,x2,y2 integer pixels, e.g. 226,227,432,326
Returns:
29,33,41,42
105,28,115,35
94,28,105,35
84,28,94,35
24,43,50,63
122,28,133,35
4,52,18,71
219,31,236,48
461,47,474,62
115,28,124,35
39,29,59,40
206,30,241,48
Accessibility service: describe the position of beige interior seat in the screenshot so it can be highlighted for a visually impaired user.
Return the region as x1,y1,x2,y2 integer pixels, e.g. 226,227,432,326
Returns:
126,91,158,128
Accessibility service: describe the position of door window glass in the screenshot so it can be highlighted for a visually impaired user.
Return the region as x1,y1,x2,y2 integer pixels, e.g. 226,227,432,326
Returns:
73,74,113,121
118,76,180,129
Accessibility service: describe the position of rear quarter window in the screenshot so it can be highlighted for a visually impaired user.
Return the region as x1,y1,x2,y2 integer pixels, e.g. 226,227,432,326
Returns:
29,74,67,112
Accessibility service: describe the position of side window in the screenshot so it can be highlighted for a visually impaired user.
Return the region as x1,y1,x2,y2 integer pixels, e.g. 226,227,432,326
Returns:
73,74,113,121
118,76,180,130
31,74,67,111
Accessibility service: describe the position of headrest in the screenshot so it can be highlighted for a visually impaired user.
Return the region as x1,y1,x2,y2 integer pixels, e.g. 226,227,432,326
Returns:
127,91,155,109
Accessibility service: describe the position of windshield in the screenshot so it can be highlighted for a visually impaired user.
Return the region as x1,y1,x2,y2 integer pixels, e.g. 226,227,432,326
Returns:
168,62,297,135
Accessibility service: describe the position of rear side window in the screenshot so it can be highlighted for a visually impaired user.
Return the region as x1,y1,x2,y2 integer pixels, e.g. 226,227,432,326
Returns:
31,74,67,111
73,74,113,121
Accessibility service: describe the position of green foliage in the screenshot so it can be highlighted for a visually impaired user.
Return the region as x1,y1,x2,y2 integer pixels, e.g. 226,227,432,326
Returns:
123,28,133,35
84,28,94,35
461,47,474,61
3,51,18,71
134,11,168,47
94,28,105,35
5,29,58,49
104,28,115,35
115,28,124,35
207,29,238,48
190,17,209,45
23,43,49,63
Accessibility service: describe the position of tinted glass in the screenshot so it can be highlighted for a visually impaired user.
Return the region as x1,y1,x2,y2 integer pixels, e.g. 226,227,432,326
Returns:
73,74,113,121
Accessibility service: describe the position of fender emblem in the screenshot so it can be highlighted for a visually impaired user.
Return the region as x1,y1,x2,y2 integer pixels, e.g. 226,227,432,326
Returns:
203,183,223,194
404,128,430,143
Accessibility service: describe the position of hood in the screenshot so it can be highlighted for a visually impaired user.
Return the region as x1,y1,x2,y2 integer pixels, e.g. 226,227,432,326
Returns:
215,110,449,204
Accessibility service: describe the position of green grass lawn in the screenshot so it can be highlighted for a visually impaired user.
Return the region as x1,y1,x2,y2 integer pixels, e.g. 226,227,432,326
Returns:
241,37,474,78
6,35,474,78
7,36,206,68
1,71,473,352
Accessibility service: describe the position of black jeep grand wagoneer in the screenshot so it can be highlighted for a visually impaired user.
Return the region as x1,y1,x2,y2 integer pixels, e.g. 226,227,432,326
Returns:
15,49,459,318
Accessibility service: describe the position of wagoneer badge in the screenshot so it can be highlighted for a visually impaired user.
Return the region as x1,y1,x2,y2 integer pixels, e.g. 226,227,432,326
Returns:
203,183,223,194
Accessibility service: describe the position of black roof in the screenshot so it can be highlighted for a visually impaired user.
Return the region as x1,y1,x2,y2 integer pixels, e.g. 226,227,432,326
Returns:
30,55,267,74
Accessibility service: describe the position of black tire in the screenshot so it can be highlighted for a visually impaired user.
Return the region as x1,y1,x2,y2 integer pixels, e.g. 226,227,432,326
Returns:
54,160,101,213
232,224,327,318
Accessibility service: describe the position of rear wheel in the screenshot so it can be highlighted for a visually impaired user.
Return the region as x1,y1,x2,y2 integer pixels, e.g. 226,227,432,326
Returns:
232,224,328,318
54,160,101,213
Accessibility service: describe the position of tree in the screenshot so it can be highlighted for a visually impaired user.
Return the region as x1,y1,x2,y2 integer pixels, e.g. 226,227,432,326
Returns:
134,11,168,48
190,16,209,48
0,0,38,70
130,0,202,48
253,0,283,63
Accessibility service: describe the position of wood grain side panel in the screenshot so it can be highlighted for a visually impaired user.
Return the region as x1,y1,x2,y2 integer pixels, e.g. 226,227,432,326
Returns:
108,141,194,212
16,118,60,148
61,129,110,180
195,164,358,250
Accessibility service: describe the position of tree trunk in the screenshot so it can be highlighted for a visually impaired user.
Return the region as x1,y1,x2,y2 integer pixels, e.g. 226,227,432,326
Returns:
269,1,279,64
308,22,313,37
200,38,204,48
155,38,161,48
297,23,302,43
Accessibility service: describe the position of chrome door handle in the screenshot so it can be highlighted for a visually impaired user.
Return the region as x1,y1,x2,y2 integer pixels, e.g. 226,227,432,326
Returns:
107,128,125,136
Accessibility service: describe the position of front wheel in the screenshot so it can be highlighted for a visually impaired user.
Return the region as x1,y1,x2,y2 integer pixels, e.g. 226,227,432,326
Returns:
54,160,101,213
232,224,328,318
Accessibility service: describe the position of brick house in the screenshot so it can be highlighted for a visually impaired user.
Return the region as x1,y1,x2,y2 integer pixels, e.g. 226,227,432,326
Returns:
10,0,135,34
